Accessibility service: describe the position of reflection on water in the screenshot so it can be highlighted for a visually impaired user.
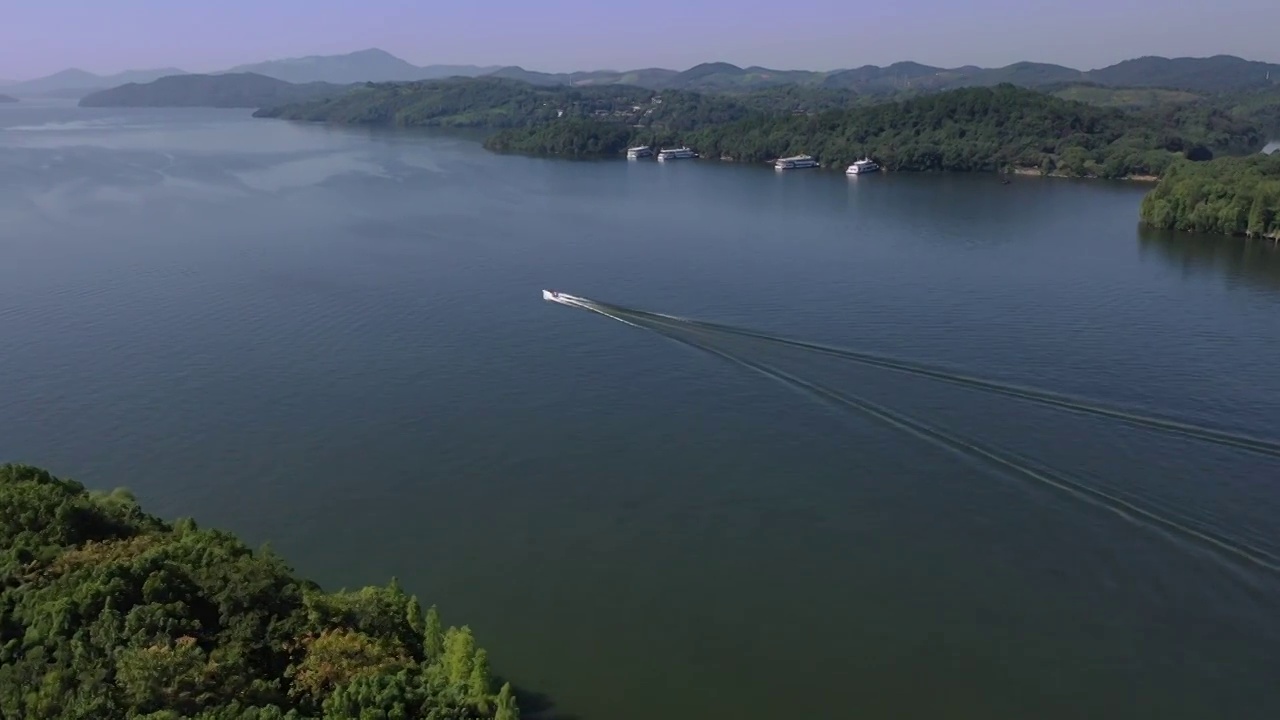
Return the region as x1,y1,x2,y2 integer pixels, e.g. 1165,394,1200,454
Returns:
1139,226,1280,292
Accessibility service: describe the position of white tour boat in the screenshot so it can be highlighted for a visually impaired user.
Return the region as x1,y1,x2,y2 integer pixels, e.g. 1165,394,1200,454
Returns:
775,154,820,170
656,146,697,161
846,158,881,175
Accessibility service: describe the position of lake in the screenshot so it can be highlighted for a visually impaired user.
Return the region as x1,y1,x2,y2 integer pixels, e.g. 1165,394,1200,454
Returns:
2,101,1279,720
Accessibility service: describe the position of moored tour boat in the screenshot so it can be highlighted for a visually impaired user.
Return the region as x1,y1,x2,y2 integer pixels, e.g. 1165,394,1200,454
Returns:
775,154,820,170
846,158,881,175
656,146,697,161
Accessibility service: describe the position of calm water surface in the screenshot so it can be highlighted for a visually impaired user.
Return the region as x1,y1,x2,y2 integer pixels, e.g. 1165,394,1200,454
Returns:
3,101,1279,720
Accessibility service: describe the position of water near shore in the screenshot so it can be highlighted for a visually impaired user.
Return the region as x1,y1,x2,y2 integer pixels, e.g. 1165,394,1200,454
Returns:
3,102,1279,720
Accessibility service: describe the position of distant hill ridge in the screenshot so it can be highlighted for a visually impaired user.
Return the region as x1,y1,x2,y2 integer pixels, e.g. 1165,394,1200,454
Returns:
19,49,1280,99
227,48,501,85
78,73,350,109
497,54,1280,94
7,49,499,99
4,66,190,98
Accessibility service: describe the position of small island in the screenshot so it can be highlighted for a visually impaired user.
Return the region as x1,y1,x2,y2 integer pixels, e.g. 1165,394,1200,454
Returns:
0,94,17,103
0,463,524,719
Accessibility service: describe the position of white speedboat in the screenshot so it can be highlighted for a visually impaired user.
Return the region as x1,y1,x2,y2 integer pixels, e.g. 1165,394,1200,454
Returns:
846,158,880,175
543,289,582,305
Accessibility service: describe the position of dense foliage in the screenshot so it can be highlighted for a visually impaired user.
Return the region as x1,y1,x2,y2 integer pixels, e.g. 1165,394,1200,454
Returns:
253,77,860,131
259,78,724,128
1216,87,1280,138
487,84,1263,176
1140,154,1280,238
255,77,579,127
0,464,520,720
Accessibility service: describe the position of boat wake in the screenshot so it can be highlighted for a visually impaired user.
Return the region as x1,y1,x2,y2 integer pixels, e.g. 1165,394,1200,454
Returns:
551,292,1280,460
543,290,1280,576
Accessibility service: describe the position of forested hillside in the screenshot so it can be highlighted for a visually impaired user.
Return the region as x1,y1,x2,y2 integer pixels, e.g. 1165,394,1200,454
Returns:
0,463,521,720
254,77,764,129
486,84,1263,178
254,77,859,130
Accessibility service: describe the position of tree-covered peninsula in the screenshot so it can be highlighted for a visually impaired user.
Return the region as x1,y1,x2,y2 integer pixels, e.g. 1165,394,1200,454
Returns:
1139,154,1280,239
486,84,1263,178
253,75,1273,181
0,463,522,720
0,94,17,103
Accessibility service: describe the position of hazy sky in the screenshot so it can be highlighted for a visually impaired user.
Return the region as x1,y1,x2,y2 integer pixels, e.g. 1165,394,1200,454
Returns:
3,0,1279,80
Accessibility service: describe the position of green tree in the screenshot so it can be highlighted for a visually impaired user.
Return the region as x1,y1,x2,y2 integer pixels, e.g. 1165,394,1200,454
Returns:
407,595,425,637
469,648,493,708
424,605,444,661
494,683,519,720
442,626,476,689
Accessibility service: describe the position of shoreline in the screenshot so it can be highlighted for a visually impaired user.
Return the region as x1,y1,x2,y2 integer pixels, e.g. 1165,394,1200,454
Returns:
1009,166,1160,182
490,143,1167,183
272,115,1274,242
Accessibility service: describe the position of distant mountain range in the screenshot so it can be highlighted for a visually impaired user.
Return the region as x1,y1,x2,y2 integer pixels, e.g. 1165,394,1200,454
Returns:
7,49,496,98
13,49,1280,99
0,94,17,103
4,67,189,98
497,55,1280,95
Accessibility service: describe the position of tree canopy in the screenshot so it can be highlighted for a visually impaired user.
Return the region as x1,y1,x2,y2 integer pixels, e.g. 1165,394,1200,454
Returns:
0,463,520,720
1139,154,1280,238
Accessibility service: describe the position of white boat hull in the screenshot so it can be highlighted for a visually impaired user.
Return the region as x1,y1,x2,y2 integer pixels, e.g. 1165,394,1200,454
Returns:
543,290,584,305
846,159,880,175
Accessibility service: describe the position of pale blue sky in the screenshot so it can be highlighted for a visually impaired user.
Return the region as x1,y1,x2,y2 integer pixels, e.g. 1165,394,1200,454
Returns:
3,0,1279,79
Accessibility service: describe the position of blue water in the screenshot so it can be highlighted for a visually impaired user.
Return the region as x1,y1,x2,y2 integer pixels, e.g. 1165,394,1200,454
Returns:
2,101,1279,720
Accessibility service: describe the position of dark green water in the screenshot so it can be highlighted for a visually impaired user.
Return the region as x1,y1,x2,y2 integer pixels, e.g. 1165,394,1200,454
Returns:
3,102,1279,720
